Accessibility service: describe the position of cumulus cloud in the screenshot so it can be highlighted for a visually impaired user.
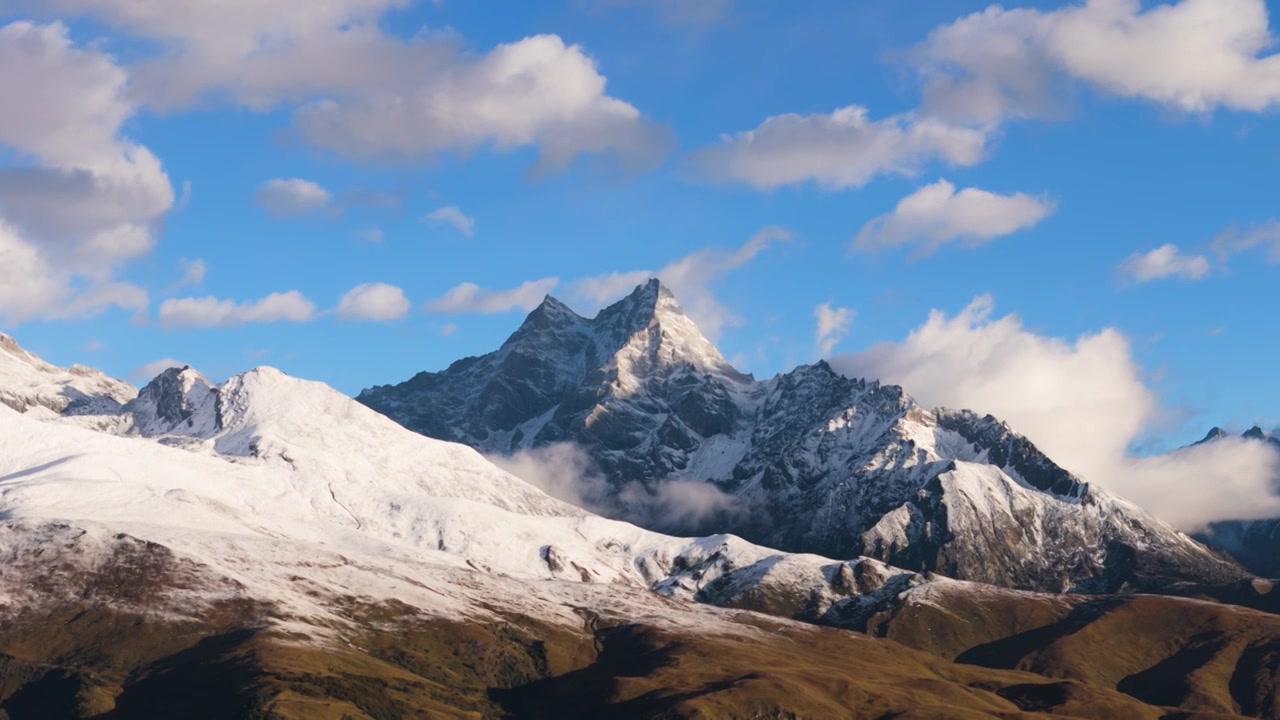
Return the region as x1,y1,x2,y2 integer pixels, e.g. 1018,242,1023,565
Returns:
690,106,987,190
1116,244,1211,282
1211,220,1280,263
854,179,1053,256
489,442,737,532
336,282,410,322
25,1,668,171
814,303,855,356
571,226,792,339
830,295,1280,529
255,178,332,217
158,291,317,328
0,21,173,324
0,222,149,325
912,0,1280,123
425,278,560,314
130,357,186,382
426,206,475,237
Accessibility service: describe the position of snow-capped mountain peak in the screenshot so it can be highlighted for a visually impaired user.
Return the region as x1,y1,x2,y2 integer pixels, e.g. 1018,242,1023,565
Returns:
126,365,219,439
362,284,1247,593
592,278,735,376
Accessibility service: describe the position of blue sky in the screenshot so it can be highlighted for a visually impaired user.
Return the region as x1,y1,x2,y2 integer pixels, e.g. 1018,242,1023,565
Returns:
2,0,1279,452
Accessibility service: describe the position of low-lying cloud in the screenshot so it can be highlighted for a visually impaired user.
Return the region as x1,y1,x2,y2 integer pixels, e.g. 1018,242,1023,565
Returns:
488,442,737,532
829,295,1280,530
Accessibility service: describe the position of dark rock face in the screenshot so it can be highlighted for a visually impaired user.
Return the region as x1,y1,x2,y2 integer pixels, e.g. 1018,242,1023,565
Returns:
1196,519,1280,578
123,367,221,438
935,410,1087,499
360,280,1245,593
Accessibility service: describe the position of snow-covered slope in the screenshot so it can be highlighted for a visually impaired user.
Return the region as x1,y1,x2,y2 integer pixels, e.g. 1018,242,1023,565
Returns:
361,280,1246,592
0,332,135,421
0,343,924,638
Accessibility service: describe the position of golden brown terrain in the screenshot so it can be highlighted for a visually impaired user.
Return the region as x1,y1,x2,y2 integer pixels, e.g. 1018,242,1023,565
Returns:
0,530,1277,719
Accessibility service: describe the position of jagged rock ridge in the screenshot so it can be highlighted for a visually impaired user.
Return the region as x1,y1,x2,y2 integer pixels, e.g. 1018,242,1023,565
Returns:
359,280,1245,593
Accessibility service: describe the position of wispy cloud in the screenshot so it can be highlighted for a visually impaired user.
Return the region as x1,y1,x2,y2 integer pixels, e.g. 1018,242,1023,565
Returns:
1117,244,1211,283
1211,220,1280,263
571,226,793,339
425,206,476,237
814,303,855,356
425,278,559,314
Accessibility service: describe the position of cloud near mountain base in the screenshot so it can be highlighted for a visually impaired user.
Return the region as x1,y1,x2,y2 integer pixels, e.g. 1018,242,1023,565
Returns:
829,295,1280,530
488,442,737,532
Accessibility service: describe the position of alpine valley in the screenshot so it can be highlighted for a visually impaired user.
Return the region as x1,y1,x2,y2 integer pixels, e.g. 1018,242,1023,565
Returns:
0,284,1278,719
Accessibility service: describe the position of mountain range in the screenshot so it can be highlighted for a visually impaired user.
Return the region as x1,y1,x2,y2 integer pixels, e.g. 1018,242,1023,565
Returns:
359,279,1250,594
1,291,1278,717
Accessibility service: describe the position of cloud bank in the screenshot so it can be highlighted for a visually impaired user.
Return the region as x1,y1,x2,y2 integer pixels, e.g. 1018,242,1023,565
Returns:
830,295,1280,529
912,0,1280,124
0,20,173,324
426,278,560,314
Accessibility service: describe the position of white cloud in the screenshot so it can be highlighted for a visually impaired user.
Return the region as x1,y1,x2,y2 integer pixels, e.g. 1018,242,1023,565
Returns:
690,106,987,190
255,178,332,217
130,357,186,382
814,303,855,356
854,179,1054,256
0,221,149,325
295,35,670,173
909,7,1065,125
426,206,475,237
336,282,410,322
1116,244,1211,282
176,258,207,287
830,295,1280,529
1211,220,1280,263
27,2,668,172
158,291,317,328
571,226,792,339
489,442,736,530
425,278,560,314
439,323,459,336
0,21,173,324
913,0,1280,123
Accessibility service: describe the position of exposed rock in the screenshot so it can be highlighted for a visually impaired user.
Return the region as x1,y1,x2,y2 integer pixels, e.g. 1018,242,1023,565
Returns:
362,280,1245,593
